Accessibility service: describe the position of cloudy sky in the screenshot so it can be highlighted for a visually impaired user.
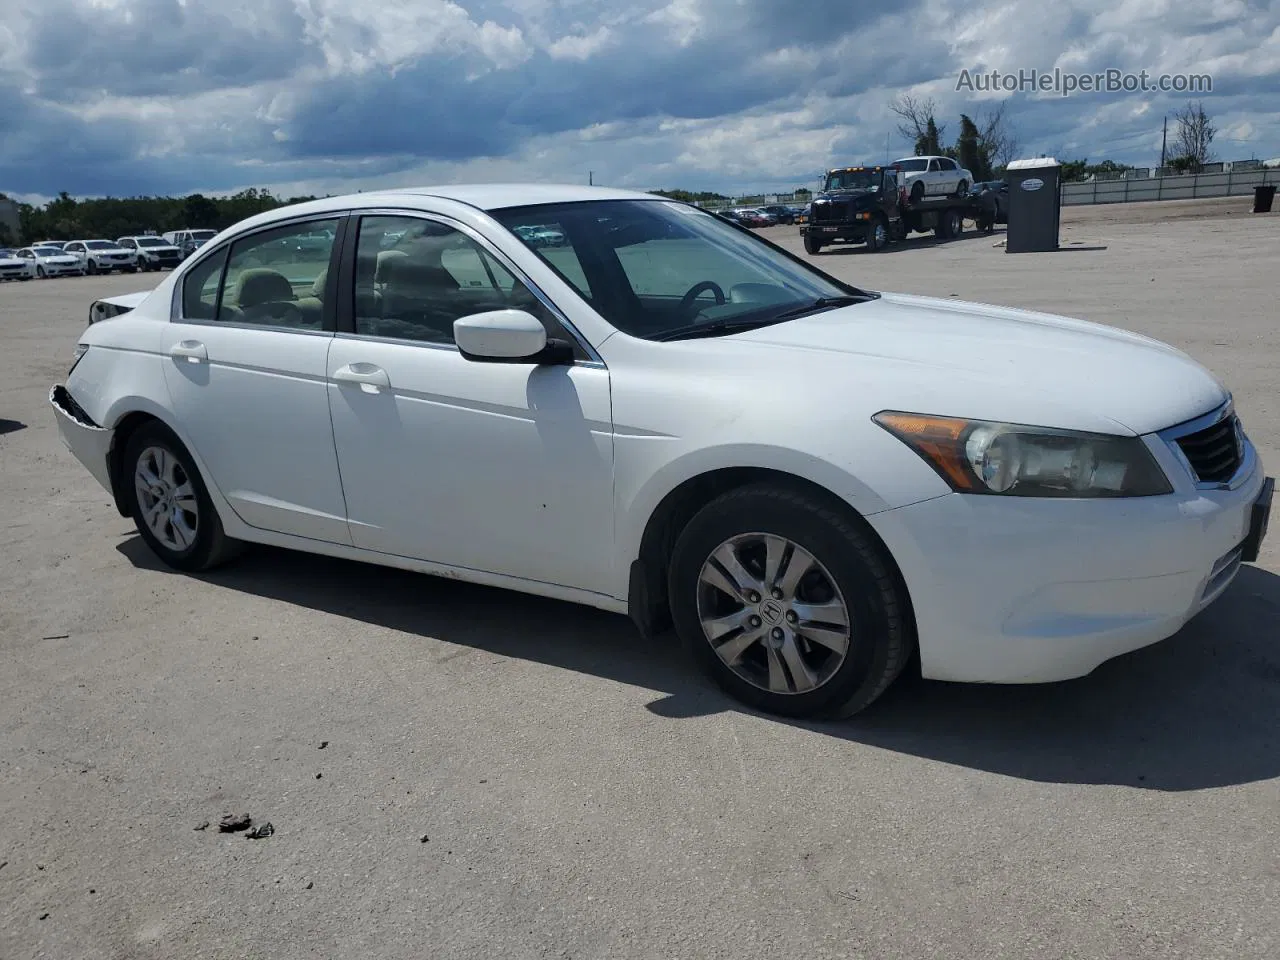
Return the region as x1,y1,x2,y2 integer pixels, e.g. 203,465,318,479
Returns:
2,0,1278,202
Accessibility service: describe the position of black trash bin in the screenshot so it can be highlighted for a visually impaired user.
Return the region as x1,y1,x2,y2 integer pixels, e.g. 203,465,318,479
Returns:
1253,185,1276,213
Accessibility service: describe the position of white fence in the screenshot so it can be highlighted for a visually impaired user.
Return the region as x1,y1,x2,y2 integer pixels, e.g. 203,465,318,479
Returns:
1061,168,1280,205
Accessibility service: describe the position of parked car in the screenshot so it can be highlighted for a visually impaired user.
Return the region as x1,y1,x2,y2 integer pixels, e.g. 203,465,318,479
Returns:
62,239,138,274
970,180,1010,223
761,204,798,225
0,247,36,281
512,224,567,247
118,236,183,271
728,208,773,228
51,184,1272,720
34,240,67,249
893,155,974,203
163,229,218,260
18,245,85,278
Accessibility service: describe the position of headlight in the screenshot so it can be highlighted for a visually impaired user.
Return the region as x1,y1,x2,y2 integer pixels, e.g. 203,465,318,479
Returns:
874,411,1173,498
69,343,90,374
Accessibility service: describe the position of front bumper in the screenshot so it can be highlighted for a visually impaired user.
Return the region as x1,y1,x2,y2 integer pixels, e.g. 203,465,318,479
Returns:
804,222,871,243
50,384,114,495
867,451,1271,684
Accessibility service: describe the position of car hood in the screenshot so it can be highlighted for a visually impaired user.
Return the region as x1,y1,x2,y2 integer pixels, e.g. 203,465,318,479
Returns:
41,254,79,262
0,257,24,266
722,291,1226,435
139,246,180,253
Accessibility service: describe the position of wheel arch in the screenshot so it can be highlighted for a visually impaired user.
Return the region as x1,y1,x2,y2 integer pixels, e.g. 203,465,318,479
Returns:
626,465,915,644
103,403,216,522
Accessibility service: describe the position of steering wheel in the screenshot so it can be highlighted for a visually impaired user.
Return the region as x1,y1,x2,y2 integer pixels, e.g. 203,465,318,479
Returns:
677,280,726,320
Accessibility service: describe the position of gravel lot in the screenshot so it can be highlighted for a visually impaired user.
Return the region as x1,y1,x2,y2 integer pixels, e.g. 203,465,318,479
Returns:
2,198,1278,960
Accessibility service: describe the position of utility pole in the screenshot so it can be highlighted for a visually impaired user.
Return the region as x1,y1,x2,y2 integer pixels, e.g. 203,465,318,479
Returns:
588,170,593,186
1160,115,1167,172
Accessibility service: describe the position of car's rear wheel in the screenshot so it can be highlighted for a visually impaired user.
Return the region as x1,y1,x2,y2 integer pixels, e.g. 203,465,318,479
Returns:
124,421,241,572
955,179,969,197
909,180,925,204
669,483,913,719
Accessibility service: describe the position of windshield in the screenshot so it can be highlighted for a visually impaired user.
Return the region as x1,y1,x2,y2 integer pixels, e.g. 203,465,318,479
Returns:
191,230,217,240
491,199,868,341
135,237,167,246
895,158,929,172
85,240,116,250
823,170,883,191
34,246,65,255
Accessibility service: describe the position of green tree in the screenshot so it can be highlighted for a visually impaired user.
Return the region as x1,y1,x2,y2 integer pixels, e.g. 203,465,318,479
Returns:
955,114,993,181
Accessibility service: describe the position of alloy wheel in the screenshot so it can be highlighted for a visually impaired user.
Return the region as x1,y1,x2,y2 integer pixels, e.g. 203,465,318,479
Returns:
133,445,199,552
696,533,852,695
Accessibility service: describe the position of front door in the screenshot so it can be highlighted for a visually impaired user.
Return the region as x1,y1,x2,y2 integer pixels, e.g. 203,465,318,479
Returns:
325,213,616,596
161,215,351,544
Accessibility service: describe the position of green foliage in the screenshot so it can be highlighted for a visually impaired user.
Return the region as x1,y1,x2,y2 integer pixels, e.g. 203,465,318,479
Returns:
1058,159,1134,181
648,188,730,203
955,114,993,182
14,188,319,244
794,187,812,198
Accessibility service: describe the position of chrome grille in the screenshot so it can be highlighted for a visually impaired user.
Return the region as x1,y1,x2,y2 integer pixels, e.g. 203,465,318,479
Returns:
1176,413,1242,484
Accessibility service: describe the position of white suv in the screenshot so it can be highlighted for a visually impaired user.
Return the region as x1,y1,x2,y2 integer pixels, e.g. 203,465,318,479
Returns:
893,155,973,202
118,236,183,271
63,240,138,275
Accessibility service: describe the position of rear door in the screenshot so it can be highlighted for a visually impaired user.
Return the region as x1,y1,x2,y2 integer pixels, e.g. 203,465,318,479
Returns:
160,214,352,544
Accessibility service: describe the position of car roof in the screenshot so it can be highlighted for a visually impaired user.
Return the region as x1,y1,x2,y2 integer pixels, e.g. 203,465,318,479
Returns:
225,183,665,235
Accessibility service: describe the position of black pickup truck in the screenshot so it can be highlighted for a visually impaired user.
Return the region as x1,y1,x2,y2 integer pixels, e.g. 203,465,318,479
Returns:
800,164,984,253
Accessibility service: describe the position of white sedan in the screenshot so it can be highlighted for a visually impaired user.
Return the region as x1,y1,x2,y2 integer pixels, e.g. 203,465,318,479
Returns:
50,185,1273,719
19,245,86,278
893,155,974,202
62,239,138,274
0,247,36,281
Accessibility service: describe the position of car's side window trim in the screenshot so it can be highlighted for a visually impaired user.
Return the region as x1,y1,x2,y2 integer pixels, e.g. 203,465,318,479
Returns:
336,208,604,367
169,212,352,335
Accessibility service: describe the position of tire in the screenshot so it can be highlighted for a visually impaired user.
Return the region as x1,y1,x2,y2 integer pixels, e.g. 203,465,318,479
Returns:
123,421,241,573
909,180,925,204
955,179,968,197
668,483,913,719
36,265,46,278
86,259,98,275
935,209,962,240
864,217,888,252
803,233,823,255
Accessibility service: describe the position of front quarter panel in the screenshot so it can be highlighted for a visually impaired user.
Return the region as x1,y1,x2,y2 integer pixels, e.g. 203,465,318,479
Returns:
600,334,953,591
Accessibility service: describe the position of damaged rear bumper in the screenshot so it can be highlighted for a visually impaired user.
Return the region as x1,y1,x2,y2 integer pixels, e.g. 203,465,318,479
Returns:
50,384,114,495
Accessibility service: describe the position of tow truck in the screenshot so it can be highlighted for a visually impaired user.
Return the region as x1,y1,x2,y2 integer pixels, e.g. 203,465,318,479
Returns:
799,164,984,254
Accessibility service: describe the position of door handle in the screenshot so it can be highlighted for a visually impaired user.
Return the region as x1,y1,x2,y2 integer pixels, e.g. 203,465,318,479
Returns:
170,340,207,363
332,362,390,393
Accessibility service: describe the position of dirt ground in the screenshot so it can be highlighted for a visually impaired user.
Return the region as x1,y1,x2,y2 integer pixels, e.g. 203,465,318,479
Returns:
2,199,1278,960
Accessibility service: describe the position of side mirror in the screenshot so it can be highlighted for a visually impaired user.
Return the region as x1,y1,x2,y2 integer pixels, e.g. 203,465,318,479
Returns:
454,309,574,365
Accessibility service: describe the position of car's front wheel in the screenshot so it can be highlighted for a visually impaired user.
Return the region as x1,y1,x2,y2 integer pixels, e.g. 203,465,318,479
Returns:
36,265,46,278
85,259,98,275
669,483,913,719
803,233,823,255
124,422,241,572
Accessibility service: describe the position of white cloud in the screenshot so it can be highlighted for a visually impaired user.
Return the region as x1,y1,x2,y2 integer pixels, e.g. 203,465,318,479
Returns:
1,0,1277,199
